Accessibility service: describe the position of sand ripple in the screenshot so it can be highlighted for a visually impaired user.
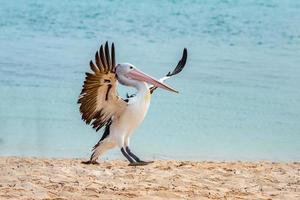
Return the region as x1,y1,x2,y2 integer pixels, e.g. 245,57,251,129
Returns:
0,157,299,199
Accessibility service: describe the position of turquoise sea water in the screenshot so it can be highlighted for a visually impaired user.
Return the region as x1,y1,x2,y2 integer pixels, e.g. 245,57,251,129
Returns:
0,0,300,161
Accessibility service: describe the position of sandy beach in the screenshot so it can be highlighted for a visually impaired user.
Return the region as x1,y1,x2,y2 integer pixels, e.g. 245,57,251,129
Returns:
0,157,299,199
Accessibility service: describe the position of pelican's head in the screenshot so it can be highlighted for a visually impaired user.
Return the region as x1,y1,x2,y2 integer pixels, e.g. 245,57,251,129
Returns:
116,63,178,93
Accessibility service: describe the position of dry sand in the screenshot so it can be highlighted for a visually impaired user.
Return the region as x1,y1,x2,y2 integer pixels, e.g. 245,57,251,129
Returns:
0,157,299,200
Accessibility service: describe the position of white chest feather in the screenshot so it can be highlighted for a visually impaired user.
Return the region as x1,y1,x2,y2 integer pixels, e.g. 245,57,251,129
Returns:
117,91,151,135
128,91,151,126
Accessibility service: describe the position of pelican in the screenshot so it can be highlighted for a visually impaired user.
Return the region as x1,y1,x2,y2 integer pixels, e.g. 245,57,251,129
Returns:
78,42,187,166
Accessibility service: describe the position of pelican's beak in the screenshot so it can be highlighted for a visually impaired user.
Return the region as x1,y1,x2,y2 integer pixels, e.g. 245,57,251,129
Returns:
127,69,178,93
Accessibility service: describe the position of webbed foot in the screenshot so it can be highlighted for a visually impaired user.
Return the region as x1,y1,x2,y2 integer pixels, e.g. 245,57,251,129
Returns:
128,161,154,166
81,160,99,165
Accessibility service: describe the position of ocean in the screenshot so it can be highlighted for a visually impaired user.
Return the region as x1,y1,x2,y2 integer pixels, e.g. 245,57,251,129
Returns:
0,0,299,161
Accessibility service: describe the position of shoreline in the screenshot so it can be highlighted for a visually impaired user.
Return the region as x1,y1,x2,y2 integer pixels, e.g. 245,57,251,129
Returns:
1,157,299,199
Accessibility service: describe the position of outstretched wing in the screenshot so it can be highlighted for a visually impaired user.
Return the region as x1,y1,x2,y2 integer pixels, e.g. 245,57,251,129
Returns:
78,42,127,131
150,48,187,94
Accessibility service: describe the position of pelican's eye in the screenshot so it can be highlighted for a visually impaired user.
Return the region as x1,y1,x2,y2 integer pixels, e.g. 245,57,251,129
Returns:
129,66,133,69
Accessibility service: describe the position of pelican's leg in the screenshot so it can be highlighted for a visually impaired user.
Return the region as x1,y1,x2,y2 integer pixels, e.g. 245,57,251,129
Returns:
118,134,135,163
122,137,153,166
121,147,135,163
123,137,141,162
125,146,142,162
124,137,153,165
124,148,149,166
126,147,154,165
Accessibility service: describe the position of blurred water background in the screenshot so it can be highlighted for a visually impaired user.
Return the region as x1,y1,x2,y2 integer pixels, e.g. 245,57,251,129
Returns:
0,0,300,161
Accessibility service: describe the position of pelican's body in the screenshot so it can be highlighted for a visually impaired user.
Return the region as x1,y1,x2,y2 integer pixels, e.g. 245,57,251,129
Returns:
78,42,187,165
108,82,151,148
89,72,153,164
120,83,151,138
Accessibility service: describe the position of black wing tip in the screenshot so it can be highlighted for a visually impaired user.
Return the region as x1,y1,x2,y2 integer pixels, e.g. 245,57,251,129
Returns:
182,48,187,62
101,41,113,48
98,41,115,50
105,41,109,50
99,44,104,51
182,48,187,59
111,42,116,71
178,48,188,63
166,47,188,77
98,41,116,70
89,60,94,66
111,42,115,52
104,42,111,64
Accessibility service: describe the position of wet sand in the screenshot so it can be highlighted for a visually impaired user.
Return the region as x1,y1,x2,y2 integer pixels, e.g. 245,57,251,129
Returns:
0,157,299,199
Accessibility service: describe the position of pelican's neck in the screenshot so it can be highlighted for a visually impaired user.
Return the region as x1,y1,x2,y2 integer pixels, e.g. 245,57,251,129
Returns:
133,81,149,96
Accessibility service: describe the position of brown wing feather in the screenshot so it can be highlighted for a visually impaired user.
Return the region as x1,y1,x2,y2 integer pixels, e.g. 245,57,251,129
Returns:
89,60,99,73
78,42,127,131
